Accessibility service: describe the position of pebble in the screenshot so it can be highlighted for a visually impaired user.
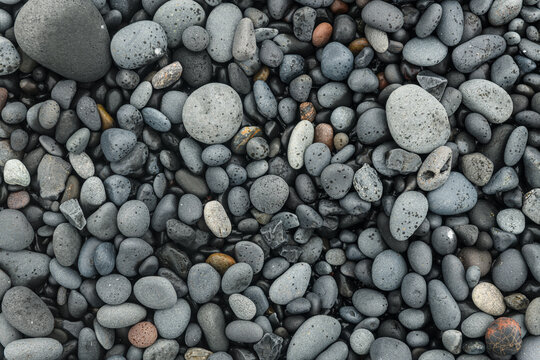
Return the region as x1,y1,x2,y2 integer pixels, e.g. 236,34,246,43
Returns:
154,298,191,339
485,317,523,356
288,120,314,170
206,3,242,63
436,0,464,47
321,42,353,81
0,37,19,75
225,320,263,343
452,35,507,73
403,36,448,66
222,263,253,295
427,172,478,215
361,0,404,33
386,85,450,154
460,152,494,186
525,298,540,335
0,209,34,251
2,286,54,337
287,315,341,360
204,201,232,238
134,276,177,310
96,303,147,329
459,79,513,124
389,191,428,241
249,175,289,214
472,282,506,316
110,21,167,70
188,263,221,304
269,263,310,305
183,83,243,144
428,280,461,330
14,0,110,81
320,163,353,199
4,338,62,360
370,337,412,360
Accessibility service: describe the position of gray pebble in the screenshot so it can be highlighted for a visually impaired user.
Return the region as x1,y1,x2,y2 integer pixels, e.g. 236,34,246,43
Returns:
130,81,153,110
504,126,528,166
205,3,242,63
461,312,494,338
416,3,443,38
96,303,146,329
197,303,229,351
0,209,34,251
352,288,388,317
188,263,221,304
436,0,464,46
442,255,469,301
370,337,411,360
389,191,428,241
249,175,289,214
320,163,353,199
287,315,341,360
2,286,54,337
428,280,460,330
459,79,513,124
116,237,153,277
222,263,253,295
269,262,310,305
452,35,506,73
153,0,205,48
321,42,354,81
427,172,477,215
154,298,191,339
4,338,62,360
403,36,448,66
361,0,404,33
492,248,528,292
134,276,177,309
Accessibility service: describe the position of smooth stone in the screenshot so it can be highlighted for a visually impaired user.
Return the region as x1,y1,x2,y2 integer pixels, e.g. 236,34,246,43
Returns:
460,153,494,186
37,155,71,200
492,249,528,292
525,298,540,335
2,286,54,337
321,42,354,81
154,298,190,339
461,312,494,338
204,200,232,238
403,36,448,66
4,338,62,360
0,209,34,251
116,238,154,277
110,20,167,69
386,85,450,154
205,3,242,63
488,0,522,25
134,276,177,310
187,263,221,304
428,280,461,330
225,320,263,343
427,172,477,215
353,164,383,202
0,37,20,75
182,83,243,144
117,200,150,238
389,191,428,241
232,18,257,61
523,189,540,225
269,263,311,305
143,339,179,360
287,315,341,360
153,0,205,48
459,79,513,124
49,259,81,289
249,175,289,214
14,0,110,81
370,337,411,360
452,35,506,73
352,289,388,317
197,303,229,352
436,0,464,46
472,282,505,316
372,250,408,291
0,250,50,288
101,129,137,162
96,304,147,329
221,263,253,295
320,164,354,199
361,0,404,33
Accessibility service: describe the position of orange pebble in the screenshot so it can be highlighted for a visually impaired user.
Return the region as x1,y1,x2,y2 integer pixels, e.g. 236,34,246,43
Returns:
314,123,334,150
97,104,114,130
330,0,349,14
312,23,333,47
128,322,158,348
348,38,369,55
254,66,270,82
206,253,236,274
299,102,316,122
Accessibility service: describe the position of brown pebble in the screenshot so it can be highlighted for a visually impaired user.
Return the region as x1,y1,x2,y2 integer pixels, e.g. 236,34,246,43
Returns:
299,102,316,122
314,123,334,150
458,247,492,277
7,191,30,209
377,72,388,90
334,132,349,151
312,23,333,47
0,88,7,112
254,66,269,82
348,38,369,55
206,253,236,274
60,175,80,204
97,104,114,130
152,61,183,90
330,0,349,14
128,321,158,348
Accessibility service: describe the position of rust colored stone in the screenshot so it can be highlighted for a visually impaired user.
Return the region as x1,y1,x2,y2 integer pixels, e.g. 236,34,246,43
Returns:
377,72,388,90
299,102,316,122
348,38,369,55
330,0,349,14
334,132,349,151
206,253,236,274
152,61,183,89
314,123,334,150
254,66,269,82
128,321,158,349
485,317,522,356
312,23,333,47
97,104,114,130
60,175,80,204
231,126,263,154
7,191,30,210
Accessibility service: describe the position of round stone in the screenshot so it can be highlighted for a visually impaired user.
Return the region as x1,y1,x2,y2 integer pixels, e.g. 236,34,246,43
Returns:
389,191,428,241
485,317,522,356
3,159,30,187
128,321,158,349
386,84,450,154
472,282,506,316
0,209,34,251
117,200,150,238
182,83,243,144
249,175,289,214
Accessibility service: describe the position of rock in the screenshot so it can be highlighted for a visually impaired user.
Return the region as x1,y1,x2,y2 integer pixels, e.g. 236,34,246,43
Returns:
485,317,522,356
117,200,150,238
460,152,494,186
96,303,147,329
517,336,540,360
4,338,62,360
320,164,354,199
37,154,71,200
386,85,450,154
143,339,180,360
0,37,20,75
0,209,34,251
110,21,167,70
452,35,506,73
427,172,477,215
416,3,442,38
436,0,464,46
372,250,407,291
232,18,257,61
229,294,257,320
206,3,242,63
361,0,404,33
0,250,50,288
472,282,506,316
461,312,494,338
128,321,158,349
522,189,540,224
389,191,428,241
153,0,205,48
2,286,54,337
370,337,412,360
288,120,314,170
428,280,461,330
459,79,513,124
134,276,177,310
96,274,132,305
287,315,341,360
59,199,86,230
154,298,191,339
152,61,183,89
188,263,221,304
352,289,388,317
496,209,525,235
321,42,353,81
269,263,311,305
353,164,383,202
221,263,253,295
417,146,453,191
249,175,289,214
197,303,229,352
403,36,448,66
225,320,263,343
488,0,522,26
100,128,137,162
525,298,540,335
183,83,243,144
253,333,283,360
14,0,110,81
